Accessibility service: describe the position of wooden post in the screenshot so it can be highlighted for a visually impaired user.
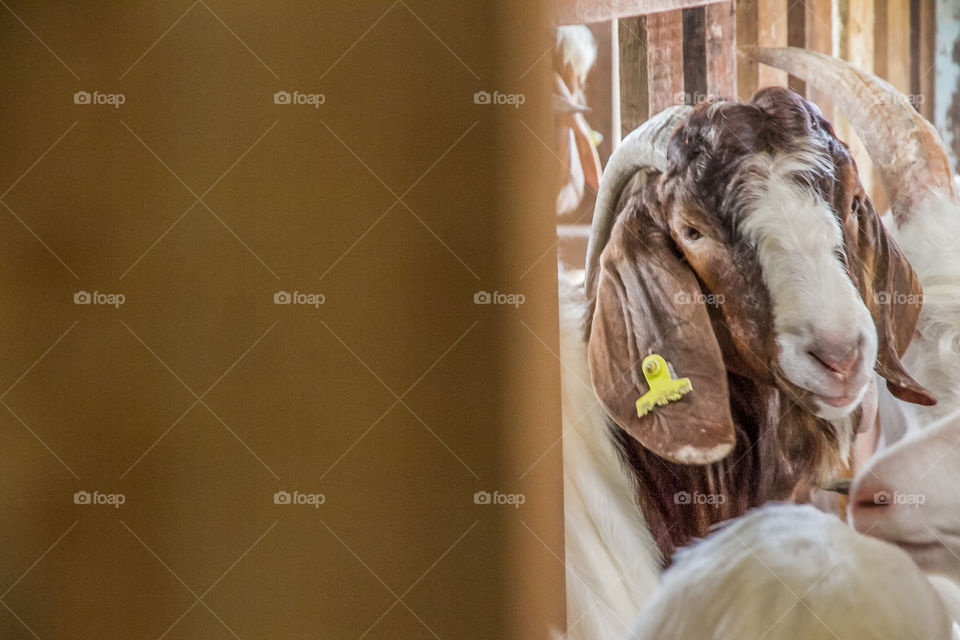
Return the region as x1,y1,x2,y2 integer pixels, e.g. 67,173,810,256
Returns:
804,0,834,122
683,6,709,103
647,10,686,113
757,0,790,88
737,0,760,99
911,0,937,122
787,0,807,94
934,0,960,172
619,15,650,135
706,0,737,98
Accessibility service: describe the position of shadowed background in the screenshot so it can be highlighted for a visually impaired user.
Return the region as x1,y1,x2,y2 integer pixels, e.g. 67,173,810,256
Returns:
0,2,566,638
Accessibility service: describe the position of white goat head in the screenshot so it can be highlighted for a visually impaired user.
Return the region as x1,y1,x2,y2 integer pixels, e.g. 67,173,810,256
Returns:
583,85,936,556
850,408,960,584
629,504,957,639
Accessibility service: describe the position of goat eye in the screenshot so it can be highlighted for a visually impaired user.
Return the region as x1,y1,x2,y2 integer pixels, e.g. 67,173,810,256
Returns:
682,226,703,241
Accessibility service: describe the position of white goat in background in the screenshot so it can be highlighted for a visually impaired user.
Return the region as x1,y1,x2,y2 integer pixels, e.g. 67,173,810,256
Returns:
627,504,959,640
626,409,960,640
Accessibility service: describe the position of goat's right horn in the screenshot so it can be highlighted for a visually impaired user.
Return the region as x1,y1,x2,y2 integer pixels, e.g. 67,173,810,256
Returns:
585,105,692,292
746,46,956,224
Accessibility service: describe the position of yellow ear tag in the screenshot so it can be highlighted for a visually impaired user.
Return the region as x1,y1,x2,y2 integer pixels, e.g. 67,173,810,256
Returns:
635,354,693,417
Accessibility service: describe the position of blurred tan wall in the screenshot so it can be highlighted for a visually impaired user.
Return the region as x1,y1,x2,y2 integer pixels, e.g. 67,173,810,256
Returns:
0,2,565,638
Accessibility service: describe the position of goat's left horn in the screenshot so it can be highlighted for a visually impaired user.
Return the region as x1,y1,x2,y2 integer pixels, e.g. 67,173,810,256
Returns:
746,46,956,224
585,105,691,290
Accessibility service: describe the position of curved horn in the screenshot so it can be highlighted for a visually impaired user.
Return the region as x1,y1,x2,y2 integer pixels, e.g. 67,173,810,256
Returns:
585,105,691,289
746,46,956,224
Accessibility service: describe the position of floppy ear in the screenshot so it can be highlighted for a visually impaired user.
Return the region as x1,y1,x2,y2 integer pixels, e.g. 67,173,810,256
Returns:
587,174,736,465
848,200,936,406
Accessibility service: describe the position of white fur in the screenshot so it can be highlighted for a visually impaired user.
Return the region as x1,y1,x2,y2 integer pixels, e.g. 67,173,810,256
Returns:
882,192,960,438
558,272,661,640
738,152,877,421
850,406,960,620
629,504,957,639
556,26,597,86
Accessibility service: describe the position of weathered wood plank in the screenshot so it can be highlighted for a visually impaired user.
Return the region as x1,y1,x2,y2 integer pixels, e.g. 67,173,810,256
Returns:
874,0,889,80
618,15,650,135
934,0,960,171
911,0,936,121
554,0,727,25
804,0,834,121
837,0,881,206
584,21,616,162
886,0,912,93
706,0,736,98
646,10,686,113
757,0,789,88
787,0,806,93
683,7,709,103
736,0,759,98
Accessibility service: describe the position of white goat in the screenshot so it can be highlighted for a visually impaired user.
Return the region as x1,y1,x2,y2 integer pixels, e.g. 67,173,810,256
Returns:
627,504,960,639
880,195,960,442
850,407,960,623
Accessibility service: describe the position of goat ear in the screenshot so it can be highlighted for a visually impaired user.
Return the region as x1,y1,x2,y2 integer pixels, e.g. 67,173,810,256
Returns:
587,177,736,465
849,201,936,406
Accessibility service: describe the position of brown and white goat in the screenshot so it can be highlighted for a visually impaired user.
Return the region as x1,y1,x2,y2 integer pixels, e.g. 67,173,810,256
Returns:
583,86,933,559
565,47,960,640
747,47,960,438
562,73,942,640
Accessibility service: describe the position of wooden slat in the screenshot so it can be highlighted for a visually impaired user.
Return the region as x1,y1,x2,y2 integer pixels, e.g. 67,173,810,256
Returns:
933,0,960,170
683,7,709,103
584,21,616,162
910,0,936,122
872,0,891,213
646,10,686,113
873,0,912,214
787,0,806,94
706,0,736,98
554,0,727,26
886,0,911,93
873,0,889,80
836,0,880,204
757,0,789,88
804,0,834,121
619,15,650,135
736,0,759,99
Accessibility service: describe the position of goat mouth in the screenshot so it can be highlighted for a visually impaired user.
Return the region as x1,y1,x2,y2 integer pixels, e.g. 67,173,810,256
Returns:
820,393,861,408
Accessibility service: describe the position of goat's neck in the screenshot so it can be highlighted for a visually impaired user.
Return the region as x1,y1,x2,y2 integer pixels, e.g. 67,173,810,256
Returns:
612,373,841,562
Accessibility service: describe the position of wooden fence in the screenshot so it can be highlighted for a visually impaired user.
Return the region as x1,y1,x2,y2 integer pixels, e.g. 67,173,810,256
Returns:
556,0,946,269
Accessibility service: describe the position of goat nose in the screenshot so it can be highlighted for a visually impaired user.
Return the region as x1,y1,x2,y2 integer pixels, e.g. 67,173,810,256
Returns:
808,341,861,377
